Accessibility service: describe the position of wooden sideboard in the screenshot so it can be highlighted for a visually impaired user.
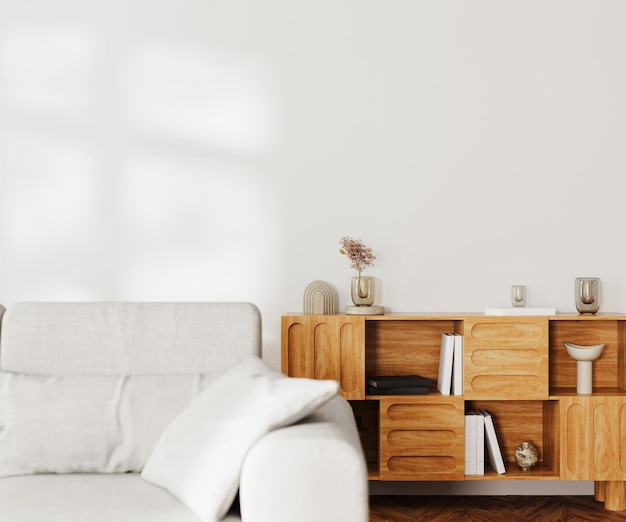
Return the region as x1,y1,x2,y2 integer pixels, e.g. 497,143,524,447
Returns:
281,312,626,511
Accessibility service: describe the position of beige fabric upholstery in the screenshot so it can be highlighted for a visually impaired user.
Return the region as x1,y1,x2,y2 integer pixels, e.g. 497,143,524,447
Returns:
0,302,261,375
0,373,215,476
0,474,241,522
0,302,369,522
240,396,369,522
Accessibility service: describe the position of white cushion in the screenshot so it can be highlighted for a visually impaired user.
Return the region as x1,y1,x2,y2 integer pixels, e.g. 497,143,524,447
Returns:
0,372,214,477
141,355,339,522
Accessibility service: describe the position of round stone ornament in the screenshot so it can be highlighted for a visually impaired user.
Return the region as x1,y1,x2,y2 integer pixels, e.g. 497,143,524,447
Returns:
515,441,538,471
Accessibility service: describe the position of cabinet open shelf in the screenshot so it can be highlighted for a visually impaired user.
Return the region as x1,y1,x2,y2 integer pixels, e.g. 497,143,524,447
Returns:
350,400,379,479
466,399,560,480
365,389,438,399
281,312,626,511
365,319,462,388
549,318,626,394
466,462,558,480
550,387,626,397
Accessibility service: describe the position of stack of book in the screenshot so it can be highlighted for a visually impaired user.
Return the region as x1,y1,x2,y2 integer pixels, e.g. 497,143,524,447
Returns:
366,374,433,395
437,332,463,396
465,409,506,475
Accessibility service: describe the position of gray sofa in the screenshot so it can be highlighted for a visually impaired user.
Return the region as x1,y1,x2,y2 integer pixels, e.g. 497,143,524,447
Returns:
0,302,368,522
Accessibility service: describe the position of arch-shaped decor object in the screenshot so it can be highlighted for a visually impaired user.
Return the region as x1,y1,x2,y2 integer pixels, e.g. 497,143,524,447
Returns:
303,280,337,315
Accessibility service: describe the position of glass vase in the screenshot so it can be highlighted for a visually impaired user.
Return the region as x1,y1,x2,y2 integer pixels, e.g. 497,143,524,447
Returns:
351,276,375,306
575,277,600,314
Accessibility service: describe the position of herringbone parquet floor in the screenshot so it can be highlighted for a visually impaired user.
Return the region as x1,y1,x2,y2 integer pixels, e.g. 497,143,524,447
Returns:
369,495,626,521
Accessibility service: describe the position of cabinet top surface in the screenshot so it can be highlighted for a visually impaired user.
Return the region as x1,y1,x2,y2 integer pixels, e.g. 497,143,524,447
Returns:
284,312,626,320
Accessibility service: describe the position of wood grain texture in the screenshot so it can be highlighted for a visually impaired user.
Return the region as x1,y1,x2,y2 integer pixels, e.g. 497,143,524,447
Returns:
464,317,549,400
365,319,462,383
281,315,365,399
379,396,465,481
606,481,626,511
369,495,626,521
282,312,626,498
351,400,380,479
561,396,626,481
466,399,559,479
617,321,626,390
550,319,621,390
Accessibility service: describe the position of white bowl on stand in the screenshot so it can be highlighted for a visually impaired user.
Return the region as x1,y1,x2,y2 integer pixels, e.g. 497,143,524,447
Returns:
563,342,606,394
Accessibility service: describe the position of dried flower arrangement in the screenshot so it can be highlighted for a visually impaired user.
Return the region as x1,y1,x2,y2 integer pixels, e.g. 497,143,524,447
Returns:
339,236,376,277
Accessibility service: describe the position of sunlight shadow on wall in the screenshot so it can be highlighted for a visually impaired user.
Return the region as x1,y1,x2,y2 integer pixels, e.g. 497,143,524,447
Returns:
119,42,281,156
0,23,101,118
114,40,282,300
0,130,104,299
0,24,282,304
0,23,107,300
116,153,280,301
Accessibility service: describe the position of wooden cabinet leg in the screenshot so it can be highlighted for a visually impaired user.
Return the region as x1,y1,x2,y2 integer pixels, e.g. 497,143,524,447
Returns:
604,481,626,511
595,481,606,502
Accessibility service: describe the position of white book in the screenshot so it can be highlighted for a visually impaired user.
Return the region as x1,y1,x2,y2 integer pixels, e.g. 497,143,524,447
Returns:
465,412,477,475
464,414,472,474
437,333,455,396
473,410,485,476
480,410,506,474
451,334,463,396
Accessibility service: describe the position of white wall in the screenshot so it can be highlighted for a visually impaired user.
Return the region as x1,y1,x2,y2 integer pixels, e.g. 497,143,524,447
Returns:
1,0,624,495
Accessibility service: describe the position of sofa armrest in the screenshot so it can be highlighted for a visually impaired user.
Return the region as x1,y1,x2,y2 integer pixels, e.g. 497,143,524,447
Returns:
239,395,369,522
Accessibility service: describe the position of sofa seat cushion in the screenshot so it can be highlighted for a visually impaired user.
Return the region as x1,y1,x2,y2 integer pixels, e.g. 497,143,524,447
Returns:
0,473,241,522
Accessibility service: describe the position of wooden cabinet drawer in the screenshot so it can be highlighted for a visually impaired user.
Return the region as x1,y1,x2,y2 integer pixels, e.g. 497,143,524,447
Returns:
464,317,549,400
379,395,465,481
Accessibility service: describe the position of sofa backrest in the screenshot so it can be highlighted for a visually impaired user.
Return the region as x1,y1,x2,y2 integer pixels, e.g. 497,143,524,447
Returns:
0,302,261,376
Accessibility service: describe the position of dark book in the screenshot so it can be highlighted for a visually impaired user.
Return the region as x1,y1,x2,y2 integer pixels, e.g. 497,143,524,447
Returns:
367,385,430,395
366,374,433,389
